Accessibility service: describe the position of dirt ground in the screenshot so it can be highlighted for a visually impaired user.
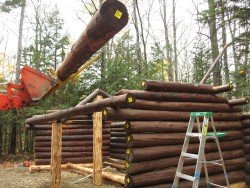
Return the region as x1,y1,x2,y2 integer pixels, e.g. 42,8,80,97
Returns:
0,158,122,188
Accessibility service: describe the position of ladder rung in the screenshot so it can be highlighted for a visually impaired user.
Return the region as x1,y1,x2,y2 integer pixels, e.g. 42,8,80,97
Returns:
181,152,198,159
176,172,195,181
186,133,202,137
208,182,228,188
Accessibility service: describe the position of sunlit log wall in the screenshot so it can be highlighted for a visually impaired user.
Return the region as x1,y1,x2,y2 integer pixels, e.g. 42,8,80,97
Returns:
242,113,250,186
28,114,110,165
107,80,247,188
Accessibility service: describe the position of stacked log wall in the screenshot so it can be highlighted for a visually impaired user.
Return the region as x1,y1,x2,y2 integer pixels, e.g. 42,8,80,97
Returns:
108,81,246,187
29,115,110,165
242,113,250,186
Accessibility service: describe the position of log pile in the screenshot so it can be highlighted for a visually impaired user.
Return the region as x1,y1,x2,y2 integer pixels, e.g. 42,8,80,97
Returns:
107,80,247,187
28,115,110,165
242,113,250,186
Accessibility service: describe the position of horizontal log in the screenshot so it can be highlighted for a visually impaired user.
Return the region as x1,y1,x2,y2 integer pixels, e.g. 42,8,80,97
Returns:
111,121,127,128
243,128,250,135
126,140,244,162
26,94,135,125
110,148,126,154
110,137,126,143
228,98,249,106
110,153,126,160
30,164,68,172
244,144,250,154
110,142,127,149
35,145,110,152
67,163,125,185
126,131,243,148
35,134,110,142
126,149,244,174
141,170,246,188
110,127,126,132
103,108,242,121
35,151,110,159
125,157,246,187
128,99,241,112
213,84,233,94
110,132,127,137
35,140,110,147
242,119,250,128
244,136,250,143
242,113,250,119
124,121,243,134
115,89,228,103
35,128,110,136
141,80,227,94
35,156,109,165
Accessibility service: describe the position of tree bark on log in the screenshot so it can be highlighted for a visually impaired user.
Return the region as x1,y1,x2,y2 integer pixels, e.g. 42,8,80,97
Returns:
115,89,228,103
242,113,250,119
110,153,126,160
103,108,242,121
26,94,135,125
141,170,246,188
35,140,110,147
111,137,126,143
244,136,250,143
126,149,244,175
126,140,244,162
124,121,242,134
141,80,220,94
128,99,241,112
245,155,250,161
125,158,246,187
228,98,249,106
110,148,126,154
243,128,250,135
244,144,250,154
110,142,127,149
245,162,250,173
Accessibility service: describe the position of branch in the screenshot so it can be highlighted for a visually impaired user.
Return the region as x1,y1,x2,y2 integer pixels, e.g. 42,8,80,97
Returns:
199,42,232,84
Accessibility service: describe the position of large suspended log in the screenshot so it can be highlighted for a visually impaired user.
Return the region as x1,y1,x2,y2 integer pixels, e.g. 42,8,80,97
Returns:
26,93,135,125
126,149,244,175
124,121,243,134
141,80,232,94
116,89,228,103
35,156,109,165
35,128,110,136
126,131,243,148
35,140,110,147
56,0,128,81
103,108,242,121
228,98,249,106
126,140,244,162
35,151,110,159
129,99,241,112
35,145,110,152
125,158,246,187
141,170,246,188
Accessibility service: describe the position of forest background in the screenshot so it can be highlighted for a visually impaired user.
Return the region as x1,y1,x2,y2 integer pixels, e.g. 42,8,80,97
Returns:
0,0,249,157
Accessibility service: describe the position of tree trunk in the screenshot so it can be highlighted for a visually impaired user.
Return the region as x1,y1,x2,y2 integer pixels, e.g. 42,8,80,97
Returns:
172,0,178,81
208,0,221,85
15,2,26,84
10,110,17,154
0,121,2,156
